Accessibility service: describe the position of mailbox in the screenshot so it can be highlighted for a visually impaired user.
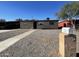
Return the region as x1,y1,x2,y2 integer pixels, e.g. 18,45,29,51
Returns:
62,27,73,34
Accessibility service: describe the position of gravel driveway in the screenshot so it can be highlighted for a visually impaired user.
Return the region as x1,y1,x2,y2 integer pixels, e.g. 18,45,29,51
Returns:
0,29,60,57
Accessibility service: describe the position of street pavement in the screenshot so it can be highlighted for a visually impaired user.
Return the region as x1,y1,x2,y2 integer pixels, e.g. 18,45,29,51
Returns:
0,30,14,33
0,29,30,42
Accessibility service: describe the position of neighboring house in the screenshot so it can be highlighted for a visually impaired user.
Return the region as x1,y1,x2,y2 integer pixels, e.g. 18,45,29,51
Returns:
0,22,6,29
58,19,73,29
0,21,20,29
58,17,79,29
20,20,58,29
20,20,34,29
37,20,58,29
0,20,59,29
5,21,20,29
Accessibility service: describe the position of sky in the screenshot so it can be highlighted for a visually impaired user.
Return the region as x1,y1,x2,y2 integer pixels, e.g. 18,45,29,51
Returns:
0,1,71,21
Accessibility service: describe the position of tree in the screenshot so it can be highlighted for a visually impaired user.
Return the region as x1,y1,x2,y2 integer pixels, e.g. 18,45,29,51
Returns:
46,17,50,21
57,2,79,19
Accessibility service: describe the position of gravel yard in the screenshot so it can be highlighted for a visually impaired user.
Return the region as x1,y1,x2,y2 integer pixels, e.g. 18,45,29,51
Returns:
0,29,30,42
0,29,60,57
0,29,79,57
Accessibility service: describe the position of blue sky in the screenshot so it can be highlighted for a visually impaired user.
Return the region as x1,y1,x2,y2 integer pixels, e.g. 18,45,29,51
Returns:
0,1,71,21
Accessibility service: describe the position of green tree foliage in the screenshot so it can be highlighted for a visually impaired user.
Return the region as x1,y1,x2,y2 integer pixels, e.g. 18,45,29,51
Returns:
57,2,79,19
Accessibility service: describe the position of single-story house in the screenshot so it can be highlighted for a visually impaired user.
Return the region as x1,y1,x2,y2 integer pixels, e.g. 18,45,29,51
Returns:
36,20,58,29
20,20,34,29
20,20,58,29
0,21,20,29
0,20,59,29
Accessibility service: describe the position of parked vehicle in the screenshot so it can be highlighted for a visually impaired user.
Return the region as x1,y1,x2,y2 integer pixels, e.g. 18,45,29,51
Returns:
58,19,73,29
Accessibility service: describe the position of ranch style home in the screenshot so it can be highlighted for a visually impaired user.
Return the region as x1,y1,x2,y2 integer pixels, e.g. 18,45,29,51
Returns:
0,19,79,29
0,20,58,29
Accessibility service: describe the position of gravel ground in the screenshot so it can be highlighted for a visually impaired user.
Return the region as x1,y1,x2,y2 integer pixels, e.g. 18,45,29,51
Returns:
0,29,30,42
76,30,79,53
0,29,60,57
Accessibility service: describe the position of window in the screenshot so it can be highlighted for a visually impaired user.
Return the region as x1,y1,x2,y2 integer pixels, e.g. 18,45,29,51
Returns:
49,21,54,25
39,23,43,25
38,22,43,25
